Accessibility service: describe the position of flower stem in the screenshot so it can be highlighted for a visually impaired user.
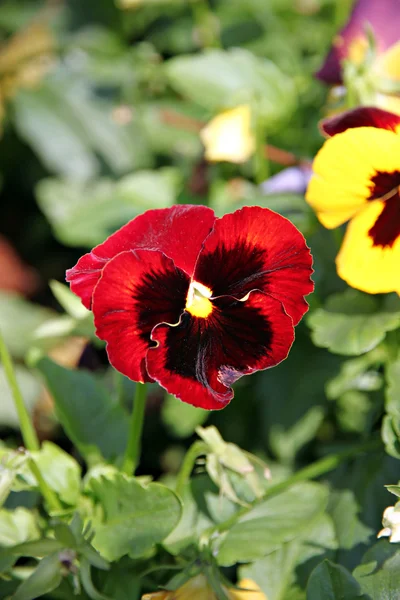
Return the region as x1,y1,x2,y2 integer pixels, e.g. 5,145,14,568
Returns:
254,119,269,184
27,456,62,513
207,437,381,535
122,383,147,475
0,329,39,452
0,330,62,513
176,440,208,496
191,0,221,48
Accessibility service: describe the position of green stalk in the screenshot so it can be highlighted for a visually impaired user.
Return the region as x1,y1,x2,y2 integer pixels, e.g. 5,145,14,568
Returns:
0,329,39,452
0,329,62,512
176,440,208,496
254,119,269,185
191,0,221,48
206,438,381,535
122,383,147,475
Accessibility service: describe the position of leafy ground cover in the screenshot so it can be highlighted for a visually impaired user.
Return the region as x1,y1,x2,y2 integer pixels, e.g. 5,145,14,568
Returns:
1,0,400,598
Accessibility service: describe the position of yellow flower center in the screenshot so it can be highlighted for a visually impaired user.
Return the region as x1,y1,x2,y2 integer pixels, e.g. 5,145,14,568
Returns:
185,281,213,318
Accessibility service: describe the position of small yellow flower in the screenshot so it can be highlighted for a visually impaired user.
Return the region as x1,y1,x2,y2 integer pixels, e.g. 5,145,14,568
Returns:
142,575,267,600
200,105,255,164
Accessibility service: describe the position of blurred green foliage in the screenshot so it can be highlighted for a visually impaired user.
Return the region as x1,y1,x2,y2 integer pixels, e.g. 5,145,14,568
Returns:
0,0,399,599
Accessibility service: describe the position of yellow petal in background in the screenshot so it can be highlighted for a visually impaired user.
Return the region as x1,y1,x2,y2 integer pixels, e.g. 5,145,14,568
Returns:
200,105,255,163
337,200,400,295
0,21,55,102
306,126,400,228
374,41,400,116
142,575,214,600
141,576,267,600
230,578,267,600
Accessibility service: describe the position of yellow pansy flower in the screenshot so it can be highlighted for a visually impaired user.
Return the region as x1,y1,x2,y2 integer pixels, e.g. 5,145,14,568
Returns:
306,106,400,295
200,105,255,164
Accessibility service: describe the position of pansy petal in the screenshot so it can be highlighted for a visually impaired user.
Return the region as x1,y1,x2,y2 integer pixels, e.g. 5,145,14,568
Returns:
320,107,400,137
316,0,400,84
66,205,215,309
193,206,313,326
146,291,294,410
306,126,400,228
337,198,400,294
92,249,189,383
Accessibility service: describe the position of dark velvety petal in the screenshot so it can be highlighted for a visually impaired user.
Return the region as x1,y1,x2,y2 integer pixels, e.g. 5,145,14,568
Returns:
316,0,400,84
193,206,313,326
66,205,215,309
146,291,294,410
92,249,189,383
368,190,400,247
320,107,400,137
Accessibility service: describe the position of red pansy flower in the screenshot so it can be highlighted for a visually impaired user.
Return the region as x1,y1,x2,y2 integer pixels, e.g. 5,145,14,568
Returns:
66,205,313,410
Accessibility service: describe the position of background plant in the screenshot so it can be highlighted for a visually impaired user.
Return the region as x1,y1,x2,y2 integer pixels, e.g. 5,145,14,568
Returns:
0,0,400,599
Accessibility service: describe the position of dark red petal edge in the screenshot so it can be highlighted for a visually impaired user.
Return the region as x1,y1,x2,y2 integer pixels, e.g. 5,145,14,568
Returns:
320,106,400,137
66,205,215,309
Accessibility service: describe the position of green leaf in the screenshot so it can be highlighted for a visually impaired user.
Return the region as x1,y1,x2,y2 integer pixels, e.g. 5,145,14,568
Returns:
216,482,329,565
0,365,42,430
34,357,129,462
32,442,81,506
11,553,62,600
328,490,372,553
0,292,55,359
116,167,182,209
210,182,315,237
60,82,152,176
386,354,400,420
197,426,266,503
386,485,400,498
140,101,202,159
382,415,400,459
35,178,138,248
166,48,296,127
89,473,182,561
307,290,400,356
162,393,208,438
307,560,368,600
0,508,40,546
80,557,112,600
239,514,337,600
9,538,64,558
353,540,400,599
49,280,90,320
13,87,97,180
98,563,141,600
326,348,385,400
270,406,325,465
163,476,237,555
36,168,180,248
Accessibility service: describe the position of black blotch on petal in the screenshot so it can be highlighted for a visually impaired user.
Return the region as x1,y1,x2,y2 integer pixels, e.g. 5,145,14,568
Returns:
136,265,189,343
368,191,400,248
164,297,273,389
368,170,400,201
195,240,268,297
